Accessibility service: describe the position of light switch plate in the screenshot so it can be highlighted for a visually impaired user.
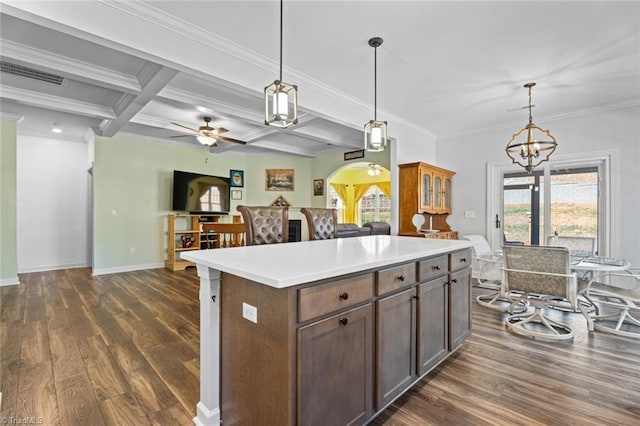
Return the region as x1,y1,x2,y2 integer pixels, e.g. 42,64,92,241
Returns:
464,210,476,218
242,302,258,324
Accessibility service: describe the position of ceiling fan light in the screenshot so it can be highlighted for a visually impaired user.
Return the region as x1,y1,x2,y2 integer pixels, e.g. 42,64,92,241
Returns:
265,80,298,128
364,120,387,152
196,135,217,146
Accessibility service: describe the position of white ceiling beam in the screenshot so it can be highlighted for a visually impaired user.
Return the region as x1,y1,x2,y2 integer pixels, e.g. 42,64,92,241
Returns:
0,39,141,93
0,84,116,119
244,140,318,158
98,64,178,137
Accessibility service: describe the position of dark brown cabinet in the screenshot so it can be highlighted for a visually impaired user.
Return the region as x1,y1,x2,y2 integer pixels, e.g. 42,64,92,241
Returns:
449,268,472,349
298,304,373,426
375,287,416,408
417,275,450,375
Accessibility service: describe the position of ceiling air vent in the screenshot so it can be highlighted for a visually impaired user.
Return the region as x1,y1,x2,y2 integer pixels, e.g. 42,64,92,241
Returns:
0,61,65,85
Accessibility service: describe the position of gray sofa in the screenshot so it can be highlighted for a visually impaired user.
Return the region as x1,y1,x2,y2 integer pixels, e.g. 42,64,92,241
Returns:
337,222,390,238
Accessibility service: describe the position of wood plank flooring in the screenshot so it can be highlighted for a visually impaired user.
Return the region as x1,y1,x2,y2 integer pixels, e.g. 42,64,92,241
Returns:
2,268,639,425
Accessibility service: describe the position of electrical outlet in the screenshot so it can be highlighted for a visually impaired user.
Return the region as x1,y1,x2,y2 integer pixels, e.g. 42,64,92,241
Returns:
111,209,117,216
242,302,258,324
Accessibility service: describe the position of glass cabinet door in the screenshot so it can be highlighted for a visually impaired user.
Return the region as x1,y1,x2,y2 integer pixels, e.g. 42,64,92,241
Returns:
421,172,431,209
444,178,451,211
434,176,442,210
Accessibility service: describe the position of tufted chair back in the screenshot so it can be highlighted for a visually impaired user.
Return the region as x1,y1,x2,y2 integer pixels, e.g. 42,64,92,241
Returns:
300,208,338,240
236,205,289,246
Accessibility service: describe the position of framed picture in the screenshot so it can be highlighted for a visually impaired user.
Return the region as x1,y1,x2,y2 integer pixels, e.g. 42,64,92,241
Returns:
231,189,243,200
230,170,244,187
313,179,324,196
265,169,294,191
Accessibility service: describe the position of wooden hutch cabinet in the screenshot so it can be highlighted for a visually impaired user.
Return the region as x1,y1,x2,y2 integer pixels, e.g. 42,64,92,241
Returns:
399,162,457,239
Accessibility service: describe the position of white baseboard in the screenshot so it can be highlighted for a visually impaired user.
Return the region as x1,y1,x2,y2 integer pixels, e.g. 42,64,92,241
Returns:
0,276,20,286
92,262,164,276
17,261,88,274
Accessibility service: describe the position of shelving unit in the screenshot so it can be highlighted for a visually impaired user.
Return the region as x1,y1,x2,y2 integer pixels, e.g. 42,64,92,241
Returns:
165,213,243,271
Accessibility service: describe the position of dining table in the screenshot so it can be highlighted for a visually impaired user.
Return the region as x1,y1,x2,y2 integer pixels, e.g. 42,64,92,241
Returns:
571,256,639,337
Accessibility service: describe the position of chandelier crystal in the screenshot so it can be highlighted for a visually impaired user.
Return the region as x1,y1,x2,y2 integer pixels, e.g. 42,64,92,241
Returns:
505,82,557,173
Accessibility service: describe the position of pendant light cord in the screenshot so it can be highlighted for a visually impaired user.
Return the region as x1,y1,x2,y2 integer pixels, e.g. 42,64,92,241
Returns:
374,44,377,121
528,85,533,125
279,0,283,82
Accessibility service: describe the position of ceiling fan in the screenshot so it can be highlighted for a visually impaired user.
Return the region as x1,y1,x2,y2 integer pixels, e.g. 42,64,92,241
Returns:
170,116,247,146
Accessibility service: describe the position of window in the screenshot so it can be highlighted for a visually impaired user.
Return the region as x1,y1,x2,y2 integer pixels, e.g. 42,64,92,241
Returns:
199,186,222,212
360,185,390,224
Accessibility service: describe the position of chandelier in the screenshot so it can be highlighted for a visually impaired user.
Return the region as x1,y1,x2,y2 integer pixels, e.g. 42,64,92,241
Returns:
364,37,387,152
264,0,298,128
505,82,557,173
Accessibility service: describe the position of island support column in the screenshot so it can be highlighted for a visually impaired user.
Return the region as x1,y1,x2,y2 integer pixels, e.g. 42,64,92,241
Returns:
193,265,221,425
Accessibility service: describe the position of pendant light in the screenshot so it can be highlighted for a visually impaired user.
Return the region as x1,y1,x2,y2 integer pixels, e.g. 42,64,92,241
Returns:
364,37,387,152
505,82,557,173
264,0,298,128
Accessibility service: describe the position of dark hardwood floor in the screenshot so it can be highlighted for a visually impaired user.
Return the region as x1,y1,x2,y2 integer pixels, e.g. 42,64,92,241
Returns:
1,267,639,425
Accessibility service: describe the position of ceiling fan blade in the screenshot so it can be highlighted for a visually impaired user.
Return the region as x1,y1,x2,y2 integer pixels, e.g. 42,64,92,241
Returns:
217,135,247,145
171,122,198,132
213,127,229,135
170,134,196,138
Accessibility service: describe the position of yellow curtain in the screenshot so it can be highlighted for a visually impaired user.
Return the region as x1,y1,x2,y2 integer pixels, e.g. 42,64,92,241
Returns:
348,183,372,224
376,181,391,198
330,183,349,223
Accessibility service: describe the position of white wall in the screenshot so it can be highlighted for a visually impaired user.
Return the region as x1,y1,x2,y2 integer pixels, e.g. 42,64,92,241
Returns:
17,135,89,272
436,106,640,267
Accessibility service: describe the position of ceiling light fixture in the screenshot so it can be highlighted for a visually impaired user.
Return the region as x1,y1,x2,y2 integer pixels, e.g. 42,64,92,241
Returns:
51,123,62,134
196,135,217,146
364,37,387,152
367,163,382,176
505,82,557,174
264,0,298,128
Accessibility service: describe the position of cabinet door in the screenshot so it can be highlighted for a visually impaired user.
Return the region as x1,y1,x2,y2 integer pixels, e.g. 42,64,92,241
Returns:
375,288,416,409
417,276,449,376
433,174,442,211
420,169,432,210
298,304,373,426
449,268,472,350
444,177,452,213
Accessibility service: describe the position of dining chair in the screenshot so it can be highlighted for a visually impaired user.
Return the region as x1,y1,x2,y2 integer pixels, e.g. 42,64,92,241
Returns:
300,208,338,240
236,205,289,246
502,245,578,341
546,235,596,257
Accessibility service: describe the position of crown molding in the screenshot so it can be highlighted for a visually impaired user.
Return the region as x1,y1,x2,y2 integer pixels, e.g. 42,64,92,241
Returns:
0,84,117,120
0,112,24,122
0,39,141,93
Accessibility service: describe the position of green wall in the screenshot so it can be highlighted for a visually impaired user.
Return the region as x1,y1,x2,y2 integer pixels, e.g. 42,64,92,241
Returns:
0,119,18,284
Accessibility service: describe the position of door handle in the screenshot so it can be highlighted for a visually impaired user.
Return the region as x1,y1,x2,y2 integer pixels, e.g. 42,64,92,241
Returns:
495,214,501,229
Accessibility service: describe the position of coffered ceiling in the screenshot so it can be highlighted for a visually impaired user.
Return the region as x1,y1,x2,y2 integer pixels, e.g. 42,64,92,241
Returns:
1,1,638,157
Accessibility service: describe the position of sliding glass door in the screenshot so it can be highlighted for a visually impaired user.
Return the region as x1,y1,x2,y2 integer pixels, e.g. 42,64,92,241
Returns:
497,161,604,253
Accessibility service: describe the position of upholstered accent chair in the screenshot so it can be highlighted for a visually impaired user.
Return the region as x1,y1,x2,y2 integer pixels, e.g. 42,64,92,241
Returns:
236,205,289,246
502,245,578,341
300,208,338,240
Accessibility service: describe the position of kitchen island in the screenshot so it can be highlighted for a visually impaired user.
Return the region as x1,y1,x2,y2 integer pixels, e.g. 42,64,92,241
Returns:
182,235,473,426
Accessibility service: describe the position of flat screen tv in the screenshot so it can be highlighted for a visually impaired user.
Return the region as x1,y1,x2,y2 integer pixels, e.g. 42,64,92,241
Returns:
172,170,231,214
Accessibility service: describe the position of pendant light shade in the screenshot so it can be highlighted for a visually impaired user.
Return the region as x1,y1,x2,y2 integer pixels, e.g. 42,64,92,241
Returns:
505,82,557,173
364,37,387,152
265,0,298,128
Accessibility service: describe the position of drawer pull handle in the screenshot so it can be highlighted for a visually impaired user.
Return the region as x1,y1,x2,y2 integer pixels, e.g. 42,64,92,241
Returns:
339,317,348,326
431,265,441,271
451,279,458,284
339,292,349,300
398,275,405,282
460,258,467,263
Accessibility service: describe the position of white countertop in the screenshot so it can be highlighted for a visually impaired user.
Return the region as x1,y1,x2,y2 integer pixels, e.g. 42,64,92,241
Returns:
181,235,473,288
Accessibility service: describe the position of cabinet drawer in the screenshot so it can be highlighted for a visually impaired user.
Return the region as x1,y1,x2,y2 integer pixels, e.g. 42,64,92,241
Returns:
418,255,448,281
450,249,472,272
298,273,374,322
377,262,417,296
